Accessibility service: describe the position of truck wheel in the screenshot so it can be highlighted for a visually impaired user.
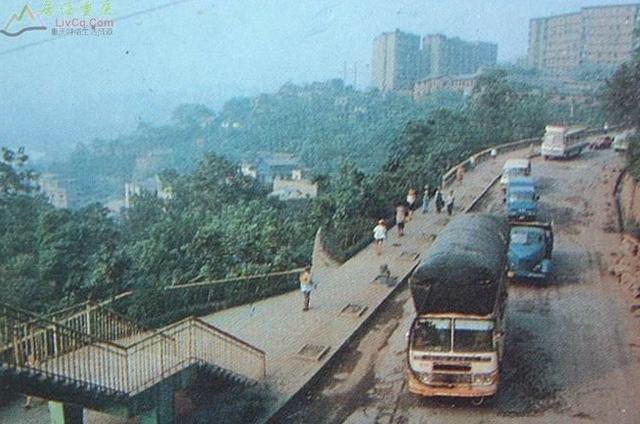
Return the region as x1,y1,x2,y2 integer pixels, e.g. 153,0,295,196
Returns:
472,397,485,406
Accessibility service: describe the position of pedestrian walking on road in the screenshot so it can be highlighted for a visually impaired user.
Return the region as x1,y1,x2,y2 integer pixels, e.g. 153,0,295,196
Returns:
456,166,465,182
395,202,407,237
446,190,455,216
422,185,431,214
299,266,314,311
373,219,387,256
434,189,444,213
406,189,417,220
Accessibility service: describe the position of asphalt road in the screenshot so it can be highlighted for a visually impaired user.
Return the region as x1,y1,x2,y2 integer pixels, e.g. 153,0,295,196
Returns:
280,148,640,424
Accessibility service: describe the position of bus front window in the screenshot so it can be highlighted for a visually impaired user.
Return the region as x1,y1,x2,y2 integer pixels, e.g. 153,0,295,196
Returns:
544,133,564,147
412,318,451,352
509,192,533,202
453,319,494,352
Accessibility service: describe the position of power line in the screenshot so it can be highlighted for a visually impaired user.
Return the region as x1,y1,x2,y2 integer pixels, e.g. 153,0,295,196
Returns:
0,0,198,57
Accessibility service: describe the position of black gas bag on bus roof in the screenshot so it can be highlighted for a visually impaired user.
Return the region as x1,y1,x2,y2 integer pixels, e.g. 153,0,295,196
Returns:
410,214,509,316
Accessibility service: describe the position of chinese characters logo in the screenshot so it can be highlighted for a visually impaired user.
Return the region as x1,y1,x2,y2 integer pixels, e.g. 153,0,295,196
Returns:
1,1,114,38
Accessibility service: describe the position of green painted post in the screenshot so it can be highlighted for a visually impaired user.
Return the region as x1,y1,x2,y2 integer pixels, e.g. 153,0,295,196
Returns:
139,383,176,424
48,401,84,424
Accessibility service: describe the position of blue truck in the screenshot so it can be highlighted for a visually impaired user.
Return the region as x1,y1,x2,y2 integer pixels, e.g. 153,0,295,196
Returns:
507,222,553,281
505,177,538,221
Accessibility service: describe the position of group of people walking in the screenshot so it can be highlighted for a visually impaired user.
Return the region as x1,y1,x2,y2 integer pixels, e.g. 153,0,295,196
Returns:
373,186,455,256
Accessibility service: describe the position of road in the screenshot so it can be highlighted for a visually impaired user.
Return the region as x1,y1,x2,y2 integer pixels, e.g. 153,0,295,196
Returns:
279,148,640,424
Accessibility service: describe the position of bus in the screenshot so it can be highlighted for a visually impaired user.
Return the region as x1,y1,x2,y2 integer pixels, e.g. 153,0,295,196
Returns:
407,214,509,400
541,125,588,159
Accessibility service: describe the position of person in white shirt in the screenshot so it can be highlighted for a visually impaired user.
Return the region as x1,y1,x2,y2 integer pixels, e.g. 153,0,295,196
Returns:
406,189,417,220
446,191,455,216
373,219,387,256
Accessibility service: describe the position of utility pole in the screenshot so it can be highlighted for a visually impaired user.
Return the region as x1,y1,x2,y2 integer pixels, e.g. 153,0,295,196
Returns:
353,62,358,87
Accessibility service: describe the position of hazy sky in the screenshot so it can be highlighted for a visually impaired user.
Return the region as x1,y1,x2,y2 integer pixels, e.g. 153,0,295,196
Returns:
0,0,637,158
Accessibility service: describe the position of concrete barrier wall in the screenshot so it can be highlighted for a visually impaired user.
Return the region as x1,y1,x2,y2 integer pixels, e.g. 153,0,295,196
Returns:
619,173,640,233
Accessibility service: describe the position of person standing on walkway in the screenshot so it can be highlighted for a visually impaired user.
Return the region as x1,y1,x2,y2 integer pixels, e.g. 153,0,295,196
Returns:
373,219,387,256
446,190,455,216
395,202,407,237
421,185,431,214
299,266,314,311
434,188,444,213
406,189,417,220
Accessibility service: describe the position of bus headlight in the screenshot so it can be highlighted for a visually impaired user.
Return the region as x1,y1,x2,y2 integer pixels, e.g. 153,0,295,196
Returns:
416,372,432,384
472,372,496,385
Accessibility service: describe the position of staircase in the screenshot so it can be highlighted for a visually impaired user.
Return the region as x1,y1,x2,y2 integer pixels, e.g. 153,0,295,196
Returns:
0,302,266,416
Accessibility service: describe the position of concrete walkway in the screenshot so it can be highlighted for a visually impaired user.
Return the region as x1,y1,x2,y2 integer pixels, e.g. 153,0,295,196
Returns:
202,149,532,422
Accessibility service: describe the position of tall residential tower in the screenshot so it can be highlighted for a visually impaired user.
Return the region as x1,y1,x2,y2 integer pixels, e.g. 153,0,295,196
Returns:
371,30,497,92
371,30,421,92
528,4,640,73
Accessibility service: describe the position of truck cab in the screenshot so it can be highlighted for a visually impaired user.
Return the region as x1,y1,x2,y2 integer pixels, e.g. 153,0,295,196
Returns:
407,312,505,398
507,222,553,281
505,177,538,221
500,158,531,187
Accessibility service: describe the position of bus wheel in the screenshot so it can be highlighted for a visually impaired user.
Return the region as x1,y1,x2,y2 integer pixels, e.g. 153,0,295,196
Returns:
472,397,485,406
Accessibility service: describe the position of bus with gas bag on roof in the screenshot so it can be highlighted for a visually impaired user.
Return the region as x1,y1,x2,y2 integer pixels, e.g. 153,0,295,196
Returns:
407,214,509,400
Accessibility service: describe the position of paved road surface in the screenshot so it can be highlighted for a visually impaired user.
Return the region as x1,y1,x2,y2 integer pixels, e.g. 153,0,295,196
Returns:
281,148,640,424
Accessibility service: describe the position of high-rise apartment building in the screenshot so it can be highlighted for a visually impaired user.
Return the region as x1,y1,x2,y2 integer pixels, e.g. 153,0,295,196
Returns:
371,30,497,92
528,4,640,73
422,34,498,77
371,30,421,92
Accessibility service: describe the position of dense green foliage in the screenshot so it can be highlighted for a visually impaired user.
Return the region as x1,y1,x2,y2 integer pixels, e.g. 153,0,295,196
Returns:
1,150,315,322
48,80,463,206
606,56,640,130
605,52,640,178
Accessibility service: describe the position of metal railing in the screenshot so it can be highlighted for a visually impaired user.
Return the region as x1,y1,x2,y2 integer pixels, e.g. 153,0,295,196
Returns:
441,137,541,188
47,301,146,343
1,302,266,398
0,303,130,394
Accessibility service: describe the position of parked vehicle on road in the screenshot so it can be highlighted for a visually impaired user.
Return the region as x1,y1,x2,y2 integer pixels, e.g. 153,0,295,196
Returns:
505,177,538,221
541,125,588,159
407,214,509,399
613,130,634,152
591,136,613,150
507,222,553,281
500,158,531,187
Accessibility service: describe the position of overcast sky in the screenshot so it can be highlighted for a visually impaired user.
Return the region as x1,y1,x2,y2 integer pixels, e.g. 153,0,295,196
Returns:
0,0,637,158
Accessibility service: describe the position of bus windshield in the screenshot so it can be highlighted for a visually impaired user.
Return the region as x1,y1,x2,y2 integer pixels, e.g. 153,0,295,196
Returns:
543,132,564,147
453,319,494,352
412,318,451,352
511,229,543,245
509,192,533,202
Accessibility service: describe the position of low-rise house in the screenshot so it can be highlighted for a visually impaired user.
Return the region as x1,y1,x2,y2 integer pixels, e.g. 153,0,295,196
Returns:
270,176,318,200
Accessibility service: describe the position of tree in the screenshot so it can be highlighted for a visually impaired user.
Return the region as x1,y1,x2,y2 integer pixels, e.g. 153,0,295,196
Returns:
0,147,35,199
605,54,640,128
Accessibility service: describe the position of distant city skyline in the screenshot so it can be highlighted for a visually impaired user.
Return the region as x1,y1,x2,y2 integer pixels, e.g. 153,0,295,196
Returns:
0,0,637,158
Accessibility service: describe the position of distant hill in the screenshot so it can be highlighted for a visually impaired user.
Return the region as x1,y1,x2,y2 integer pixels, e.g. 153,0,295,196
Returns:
46,79,463,207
